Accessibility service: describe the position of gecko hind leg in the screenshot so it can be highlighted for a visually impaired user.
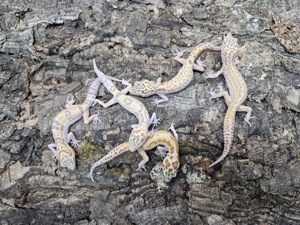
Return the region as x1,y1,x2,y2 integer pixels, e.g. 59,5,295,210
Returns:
95,97,118,108
237,105,254,127
207,90,254,126
155,146,168,157
136,149,149,171
207,90,231,106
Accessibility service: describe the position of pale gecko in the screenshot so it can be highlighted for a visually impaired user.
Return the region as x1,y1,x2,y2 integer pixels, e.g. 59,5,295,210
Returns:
207,33,254,167
127,43,221,106
48,78,102,170
90,123,179,183
93,59,160,154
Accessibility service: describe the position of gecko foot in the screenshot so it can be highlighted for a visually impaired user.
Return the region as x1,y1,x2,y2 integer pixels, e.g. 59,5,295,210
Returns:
169,121,175,130
245,116,255,127
136,164,147,171
71,140,80,147
66,96,75,105
93,112,101,124
70,139,81,147
151,117,160,127
174,49,185,57
152,98,164,106
206,69,223,79
92,99,98,106
121,78,132,85
206,90,218,100
196,58,206,68
168,121,178,140
156,146,167,157
206,72,216,79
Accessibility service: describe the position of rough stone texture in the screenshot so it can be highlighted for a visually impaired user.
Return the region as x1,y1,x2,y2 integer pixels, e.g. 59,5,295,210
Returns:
1,0,300,224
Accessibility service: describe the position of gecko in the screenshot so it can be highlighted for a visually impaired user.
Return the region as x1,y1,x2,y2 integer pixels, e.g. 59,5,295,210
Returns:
206,33,254,167
127,43,221,106
90,123,179,183
93,59,159,153
48,78,102,170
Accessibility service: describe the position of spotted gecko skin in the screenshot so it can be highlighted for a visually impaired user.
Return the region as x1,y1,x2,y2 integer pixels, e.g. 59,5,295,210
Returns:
48,78,102,170
128,43,221,105
207,33,254,167
93,59,159,152
90,126,179,183
140,129,179,182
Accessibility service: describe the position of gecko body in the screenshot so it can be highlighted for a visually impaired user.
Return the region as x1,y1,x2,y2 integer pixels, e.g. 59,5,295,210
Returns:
128,43,221,105
207,33,254,167
48,78,102,170
90,124,179,183
93,59,159,153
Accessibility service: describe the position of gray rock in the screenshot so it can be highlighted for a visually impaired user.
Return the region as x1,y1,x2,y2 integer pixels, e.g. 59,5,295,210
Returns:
1,0,300,224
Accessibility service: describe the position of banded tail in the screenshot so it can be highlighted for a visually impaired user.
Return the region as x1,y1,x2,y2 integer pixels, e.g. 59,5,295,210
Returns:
209,105,236,167
84,77,102,105
93,59,120,96
90,142,130,181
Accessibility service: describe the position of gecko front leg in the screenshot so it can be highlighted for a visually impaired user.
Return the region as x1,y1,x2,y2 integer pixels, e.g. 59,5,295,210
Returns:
206,68,224,79
94,79,133,108
174,49,205,72
65,96,76,108
67,132,80,147
48,143,58,158
207,89,254,126
152,94,169,106
82,109,101,124
149,112,160,127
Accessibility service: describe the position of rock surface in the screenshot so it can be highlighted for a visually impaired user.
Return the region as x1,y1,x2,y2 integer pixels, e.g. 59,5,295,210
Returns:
1,0,300,224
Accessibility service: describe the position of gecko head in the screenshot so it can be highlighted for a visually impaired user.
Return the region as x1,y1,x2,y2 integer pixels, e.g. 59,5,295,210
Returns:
128,124,148,152
161,156,180,182
130,80,157,97
222,33,239,51
57,146,76,170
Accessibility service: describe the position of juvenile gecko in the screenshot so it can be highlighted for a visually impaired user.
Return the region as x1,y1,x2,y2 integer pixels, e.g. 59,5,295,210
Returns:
207,33,254,167
127,43,221,105
90,123,179,183
93,59,159,153
48,78,102,170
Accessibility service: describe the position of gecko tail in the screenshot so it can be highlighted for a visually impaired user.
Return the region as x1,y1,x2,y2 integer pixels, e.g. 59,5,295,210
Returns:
209,108,236,168
84,77,102,106
93,59,105,79
208,143,231,167
90,142,131,182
